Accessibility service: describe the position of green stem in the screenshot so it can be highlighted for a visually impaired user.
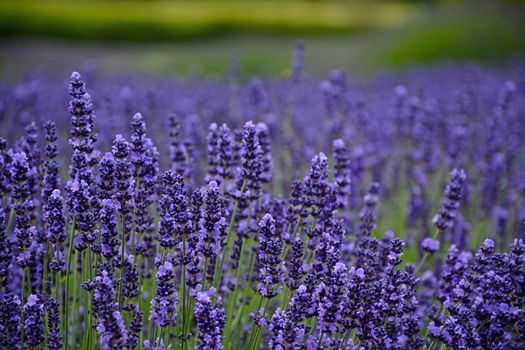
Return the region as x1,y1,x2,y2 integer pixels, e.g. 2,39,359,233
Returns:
82,252,89,350
64,218,76,350
248,297,268,350
416,228,441,273
225,238,246,341
87,249,93,350
213,181,246,291
71,250,80,349
118,215,127,309
318,332,325,346
42,242,50,294
214,204,238,290
246,295,263,349
163,325,169,348
184,296,194,346
416,252,430,273
279,287,289,310
21,269,26,350
5,207,14,236
54,270,59,300
202,257,209,291
234,240,257,327
180,235,188,349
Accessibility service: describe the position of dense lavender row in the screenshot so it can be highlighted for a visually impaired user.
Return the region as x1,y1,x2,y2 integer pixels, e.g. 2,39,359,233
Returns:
0,50,524,349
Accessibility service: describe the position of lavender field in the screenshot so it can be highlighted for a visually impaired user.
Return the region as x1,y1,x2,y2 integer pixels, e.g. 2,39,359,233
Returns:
0,44,524,350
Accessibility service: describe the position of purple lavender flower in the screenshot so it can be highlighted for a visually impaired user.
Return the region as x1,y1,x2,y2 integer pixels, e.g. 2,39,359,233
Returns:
232,128,243,169
0,138,11,199
158,176,178,250
332,138,351,211
126,307,143,350
217,124,234,190
130,112,159,202
112,134,135,220
286,283,314,325
158,171,190,261
44,189,67,272
238,120,263,201
492,206,509,249
202,182,226,234
313,262,347,335
286,180,307,228
357,182,380,241
353,238,422,349
255,122,272,184
11,152,35,268
268,307,305,350
24,294,45,348
0,292,21,349
130,112,148,176
304,152,329,215
228,122,266,271
143,339,172,350
98,152,116,201
42,121,61,202
421,237,440,254
150,261,178,328
16,122,42,203
246,79,271,121
168,114,189,177
122,255,139,304
450,213,471,251
303,153,336,248
433,169,466,233
312,218,344,280
256,214,283,299
206,123,220,183
66,151,96,250
10,152,30,203
481,153,505,215
68,71,97,161
436,244,472,305
0,204,12,286
430,239,525,348
46,296,62,350
186,188,204,290
198,180,228,282
349,145,366,209
99,199,120,261
94,270,128,349
286,237,304,291
134,138,159,257
194,288,225,350
68,70,87,98
406,167,431,237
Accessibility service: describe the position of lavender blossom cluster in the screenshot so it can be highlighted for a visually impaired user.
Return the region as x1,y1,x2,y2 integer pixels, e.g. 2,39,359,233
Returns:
0,46,524,350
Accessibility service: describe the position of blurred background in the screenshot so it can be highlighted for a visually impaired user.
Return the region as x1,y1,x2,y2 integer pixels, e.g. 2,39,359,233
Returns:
0,0,524,78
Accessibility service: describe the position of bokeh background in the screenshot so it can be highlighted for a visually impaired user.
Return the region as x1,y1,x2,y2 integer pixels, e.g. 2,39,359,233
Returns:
1,0,524,78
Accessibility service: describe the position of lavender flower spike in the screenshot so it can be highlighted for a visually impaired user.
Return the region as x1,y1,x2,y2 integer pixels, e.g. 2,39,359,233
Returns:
94,270,128,349
0,292,21,349
194,288,226,350
24,294,45,349
256,213,283,299
150,261,178,328
46,296,62,350
433,169,466,233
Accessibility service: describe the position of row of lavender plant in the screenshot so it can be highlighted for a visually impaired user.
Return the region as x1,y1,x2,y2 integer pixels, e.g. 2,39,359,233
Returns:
0,50,524,349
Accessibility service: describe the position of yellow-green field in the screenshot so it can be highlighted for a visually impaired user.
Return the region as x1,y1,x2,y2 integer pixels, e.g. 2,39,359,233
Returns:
0,1,419,41
0,1,524,76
